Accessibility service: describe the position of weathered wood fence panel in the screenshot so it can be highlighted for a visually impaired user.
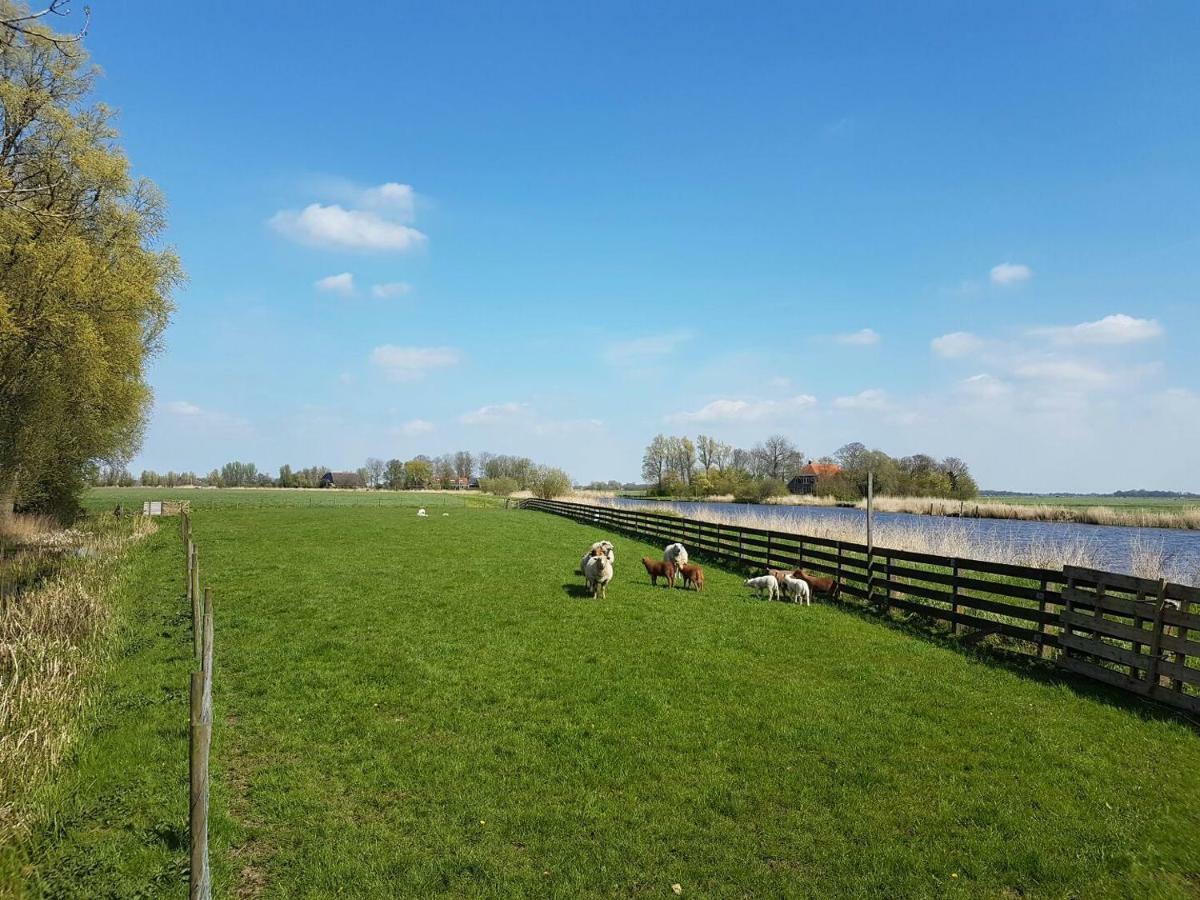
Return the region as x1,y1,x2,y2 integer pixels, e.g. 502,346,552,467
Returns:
521,499,1200,715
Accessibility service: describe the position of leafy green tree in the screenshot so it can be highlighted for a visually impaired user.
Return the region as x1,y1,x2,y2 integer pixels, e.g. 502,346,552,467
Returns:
404,457,433,489
383,458,405,490
0,6,182,522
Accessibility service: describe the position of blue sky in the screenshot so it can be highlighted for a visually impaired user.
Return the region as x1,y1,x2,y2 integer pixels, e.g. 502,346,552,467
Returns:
87,2,1200,491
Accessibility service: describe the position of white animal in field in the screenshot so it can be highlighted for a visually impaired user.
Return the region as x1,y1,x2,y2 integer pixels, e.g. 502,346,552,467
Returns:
417,508,428,517
663,543,688,586
580,540,614,575
442,513,449,517
583,547,614,599
783,575,812,606
745,575,779,602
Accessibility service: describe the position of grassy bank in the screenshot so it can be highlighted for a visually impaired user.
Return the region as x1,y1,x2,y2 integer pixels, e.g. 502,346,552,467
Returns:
0,514,157,856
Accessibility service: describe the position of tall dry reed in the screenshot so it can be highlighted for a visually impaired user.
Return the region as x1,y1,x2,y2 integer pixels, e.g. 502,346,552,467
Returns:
568,497,1112,574
863,496,1200,530
0,515,156,842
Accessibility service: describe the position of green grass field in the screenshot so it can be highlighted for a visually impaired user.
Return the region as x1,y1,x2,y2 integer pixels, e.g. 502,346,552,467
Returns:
8,493,1200,897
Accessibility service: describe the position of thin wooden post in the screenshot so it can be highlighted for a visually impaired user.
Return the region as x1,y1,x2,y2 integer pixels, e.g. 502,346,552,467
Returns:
883,552,892,613
1145,579,1167,690
191,546,201,662
766,531,774,569
1036,575,1049,658
202,588,214,678
950,558,960,634
1171,593,1189,693
866,471,875,605
189,671,212,900
866,471,874,555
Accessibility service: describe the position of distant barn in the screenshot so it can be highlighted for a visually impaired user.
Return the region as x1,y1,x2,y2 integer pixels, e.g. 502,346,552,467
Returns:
320,471,362,489
788,462,842,495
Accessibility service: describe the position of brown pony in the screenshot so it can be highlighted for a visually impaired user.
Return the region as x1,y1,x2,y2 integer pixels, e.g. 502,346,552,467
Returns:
792,569,840,599
641,557,676,588
678,563,705,592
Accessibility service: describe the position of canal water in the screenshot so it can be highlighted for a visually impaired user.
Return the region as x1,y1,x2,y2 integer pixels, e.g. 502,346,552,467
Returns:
602,497,1200,581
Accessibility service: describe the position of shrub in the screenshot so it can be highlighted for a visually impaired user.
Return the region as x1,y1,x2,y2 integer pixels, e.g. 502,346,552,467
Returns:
532,467,572,499
479,476,520,497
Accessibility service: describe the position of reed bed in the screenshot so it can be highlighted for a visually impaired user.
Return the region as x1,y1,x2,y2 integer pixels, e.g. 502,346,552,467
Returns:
863,495,1200,530
0,514,156,843
569,497,1119,574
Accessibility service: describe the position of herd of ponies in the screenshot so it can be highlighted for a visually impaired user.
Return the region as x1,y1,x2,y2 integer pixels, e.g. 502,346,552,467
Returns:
578,539,842,604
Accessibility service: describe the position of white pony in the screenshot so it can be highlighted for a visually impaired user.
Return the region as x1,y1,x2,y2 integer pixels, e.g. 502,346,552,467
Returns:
744,575,779,602
783,575,812,606
664,543,688,586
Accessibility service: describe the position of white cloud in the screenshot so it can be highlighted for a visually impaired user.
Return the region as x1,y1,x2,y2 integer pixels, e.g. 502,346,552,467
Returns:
833,388,888,411
458,402,531,425
666,395,817,424
603,332,692,366
834,328,881,346
931,331,985,358
1033,313,1163,346
990,262,1033,285
958,373,1011,401
1013,360,1112,388
315,272,355,295
369,345,461,381
164,400,202,416
358,182,415,219
398,418,434,435
270,204,426,252
370,281,412,299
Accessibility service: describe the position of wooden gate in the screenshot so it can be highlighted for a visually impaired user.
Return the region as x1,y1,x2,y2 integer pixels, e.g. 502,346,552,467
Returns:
1058,565,1200,715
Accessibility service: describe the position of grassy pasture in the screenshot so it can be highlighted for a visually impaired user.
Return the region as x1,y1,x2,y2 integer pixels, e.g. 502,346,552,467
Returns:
7,495,1200,897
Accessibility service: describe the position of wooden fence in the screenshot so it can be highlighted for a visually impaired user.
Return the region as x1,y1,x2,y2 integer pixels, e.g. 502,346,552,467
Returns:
181,509,214,900
520,498,1200,716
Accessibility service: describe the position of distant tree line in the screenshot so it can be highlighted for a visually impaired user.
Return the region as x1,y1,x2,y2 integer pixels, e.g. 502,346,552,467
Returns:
114,450,573,500
641,434,977,502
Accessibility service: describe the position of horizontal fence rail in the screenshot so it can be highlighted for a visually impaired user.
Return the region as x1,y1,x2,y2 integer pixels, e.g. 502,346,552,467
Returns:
520,498,1200,716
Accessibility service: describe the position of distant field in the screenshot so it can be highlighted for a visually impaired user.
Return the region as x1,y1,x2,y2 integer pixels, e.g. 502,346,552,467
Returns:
10,491,1199,897
986,495,1200,511
84,485,499,512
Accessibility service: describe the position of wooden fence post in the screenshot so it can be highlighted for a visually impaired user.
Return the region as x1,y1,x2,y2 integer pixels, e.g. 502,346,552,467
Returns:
189,671,212,900
1036,575,1049,658
191,546,202,662
951,558,960,634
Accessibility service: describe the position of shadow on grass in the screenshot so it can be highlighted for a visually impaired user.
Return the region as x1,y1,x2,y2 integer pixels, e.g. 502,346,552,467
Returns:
669,546,1197,731
825,593,1199,730
561,582,595,600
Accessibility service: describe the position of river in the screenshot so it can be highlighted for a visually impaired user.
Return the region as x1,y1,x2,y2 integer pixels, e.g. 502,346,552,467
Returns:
602,497,1200,581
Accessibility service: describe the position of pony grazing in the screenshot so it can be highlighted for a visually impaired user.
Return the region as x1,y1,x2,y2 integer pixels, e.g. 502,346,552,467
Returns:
678,563,705,592
583,546,614,599
641,557,677,588
744,575,779,602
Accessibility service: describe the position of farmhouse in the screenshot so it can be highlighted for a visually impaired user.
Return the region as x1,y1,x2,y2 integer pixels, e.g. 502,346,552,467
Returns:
319,471,362,489
788,462,842,495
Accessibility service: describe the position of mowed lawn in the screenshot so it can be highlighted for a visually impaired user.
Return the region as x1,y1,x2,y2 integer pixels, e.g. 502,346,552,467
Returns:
15,502,1199,897
195,505,1198,898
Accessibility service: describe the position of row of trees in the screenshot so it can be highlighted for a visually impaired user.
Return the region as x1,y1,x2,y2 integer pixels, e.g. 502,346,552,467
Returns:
641,435,977,501
642,434,810,499
114,450,574,499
